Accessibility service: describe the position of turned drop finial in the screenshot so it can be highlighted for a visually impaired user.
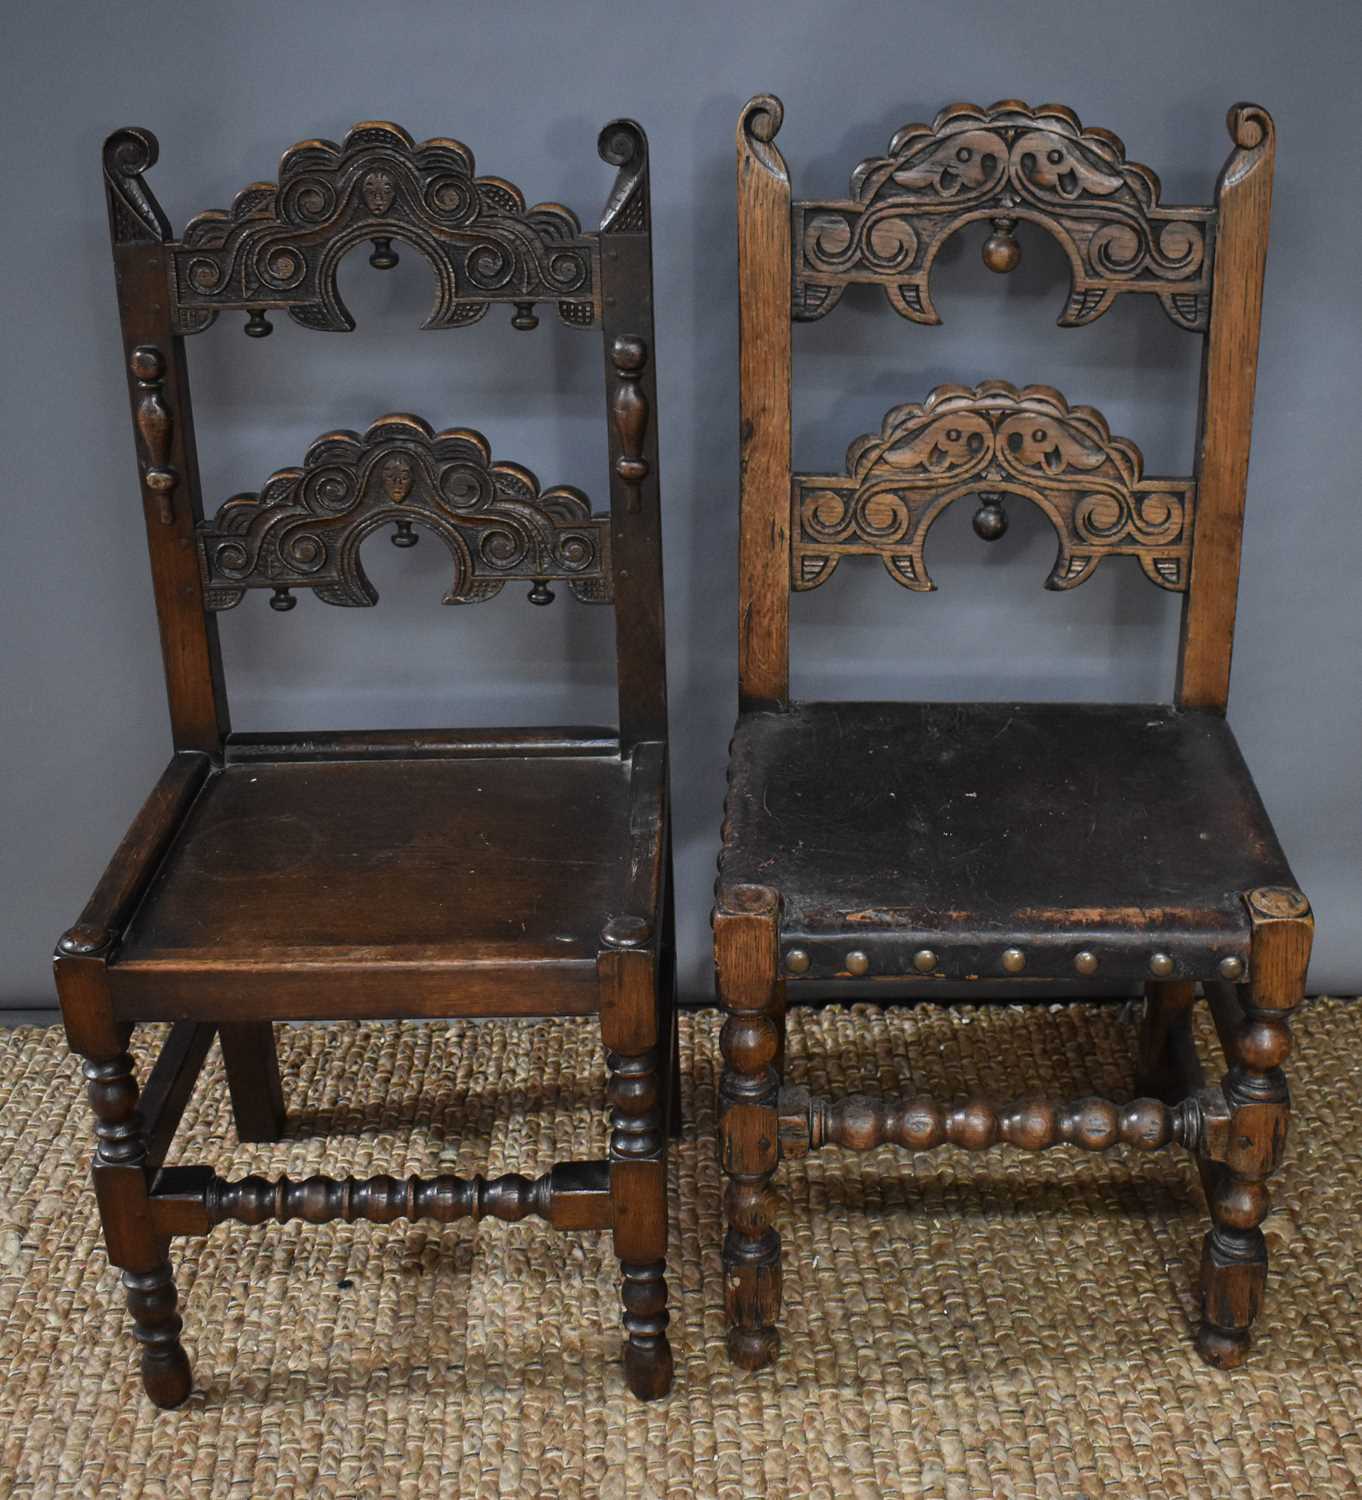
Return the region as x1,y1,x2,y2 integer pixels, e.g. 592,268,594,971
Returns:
982,217,1021,274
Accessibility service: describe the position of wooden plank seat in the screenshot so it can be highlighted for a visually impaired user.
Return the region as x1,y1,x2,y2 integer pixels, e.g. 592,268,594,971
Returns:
111,733,656,1019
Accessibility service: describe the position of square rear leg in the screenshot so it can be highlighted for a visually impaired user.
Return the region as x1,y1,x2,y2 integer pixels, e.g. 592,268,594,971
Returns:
219,1022,286,1143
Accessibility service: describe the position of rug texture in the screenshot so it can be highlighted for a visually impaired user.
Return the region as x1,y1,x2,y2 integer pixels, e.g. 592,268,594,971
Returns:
0,998,1359,1499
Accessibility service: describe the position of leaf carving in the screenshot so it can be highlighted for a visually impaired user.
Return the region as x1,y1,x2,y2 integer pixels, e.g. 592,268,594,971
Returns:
792,382,1195,594
794,101,1214,331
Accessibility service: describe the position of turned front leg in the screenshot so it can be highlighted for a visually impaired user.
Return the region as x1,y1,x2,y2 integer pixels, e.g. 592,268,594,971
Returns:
1197,887,1312,1368
86,1045,193,1407
715,884,784,1371
58,939,193,1409
600,917,673,1400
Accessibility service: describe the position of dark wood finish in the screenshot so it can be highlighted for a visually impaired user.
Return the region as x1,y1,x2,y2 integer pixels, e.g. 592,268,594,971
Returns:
140,1021,216,1169
223,724,619,764
599,121,669,749
217,1023,286,1143
721,95,1305,1374
58,118,672,1407
198,416,613,612
117,756,636,969
149,1159,612,1238
56,753,211,966
166,121,599,335
104,132,228,754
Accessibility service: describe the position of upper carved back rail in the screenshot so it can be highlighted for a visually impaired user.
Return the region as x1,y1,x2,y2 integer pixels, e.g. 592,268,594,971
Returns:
792,99,1216,332
735,95,1276,714
103,118,666,750
111,121,604,336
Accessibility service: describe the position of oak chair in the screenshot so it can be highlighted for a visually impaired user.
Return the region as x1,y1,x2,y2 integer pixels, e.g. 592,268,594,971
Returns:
57,118,676,1405
717,95,1310,1373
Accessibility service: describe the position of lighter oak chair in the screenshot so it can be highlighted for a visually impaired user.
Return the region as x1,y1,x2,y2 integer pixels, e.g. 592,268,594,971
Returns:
717,95,1310,1373
58,118,676,1405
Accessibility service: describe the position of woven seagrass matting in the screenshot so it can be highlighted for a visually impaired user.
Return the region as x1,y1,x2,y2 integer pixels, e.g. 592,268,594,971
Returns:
1,999,1359,1499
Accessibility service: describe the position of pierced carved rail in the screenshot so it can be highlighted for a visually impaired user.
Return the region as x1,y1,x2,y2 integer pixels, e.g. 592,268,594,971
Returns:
777,1085,1213,1158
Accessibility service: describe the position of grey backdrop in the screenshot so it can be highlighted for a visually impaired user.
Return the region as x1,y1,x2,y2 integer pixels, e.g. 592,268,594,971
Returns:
4,0,1360,1010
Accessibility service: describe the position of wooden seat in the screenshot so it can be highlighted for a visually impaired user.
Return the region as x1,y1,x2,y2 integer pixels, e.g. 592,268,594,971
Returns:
717,96,1312,1377
58,118,675,1409
112,739,656,1017
721,702,1293,980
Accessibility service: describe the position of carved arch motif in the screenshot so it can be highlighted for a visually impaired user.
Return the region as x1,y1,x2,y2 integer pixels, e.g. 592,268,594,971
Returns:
789,101,1214,330
168,122,599,333
198,415,612,610
792,382,1194,593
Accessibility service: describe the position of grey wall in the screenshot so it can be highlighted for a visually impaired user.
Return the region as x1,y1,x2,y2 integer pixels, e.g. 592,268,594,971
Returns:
3,0,1359,1008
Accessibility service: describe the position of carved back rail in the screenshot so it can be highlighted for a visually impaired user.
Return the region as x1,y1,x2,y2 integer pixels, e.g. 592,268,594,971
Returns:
736,96,1276,713
793,381,1194,595
103,118,666,750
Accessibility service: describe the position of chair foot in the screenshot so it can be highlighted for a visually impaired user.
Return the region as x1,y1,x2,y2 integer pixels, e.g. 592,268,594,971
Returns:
726,1323,780,1371
1196,1320,1251,1370
722,1222,783,1371
124,1258,193,1408
621,1259,673,1399
1196,1217,1268,1371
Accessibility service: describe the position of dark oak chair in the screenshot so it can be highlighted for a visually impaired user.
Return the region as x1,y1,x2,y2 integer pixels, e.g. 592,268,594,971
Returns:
717,96,1310,1373
58,118,675,1405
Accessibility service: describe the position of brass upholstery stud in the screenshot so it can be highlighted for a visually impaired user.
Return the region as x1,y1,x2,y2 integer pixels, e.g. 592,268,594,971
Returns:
1001,947,1026,974
1149,952,1175,978
845,950,870,977
1074,950,1099,977
1219,955,1246,981
912,948,938,974
785,948,811,976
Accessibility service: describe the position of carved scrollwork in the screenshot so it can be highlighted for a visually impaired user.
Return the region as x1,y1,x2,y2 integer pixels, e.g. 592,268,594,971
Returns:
169,121,599,333
792,381,1194,593
197,414,612,610
103,128,172,245
791,100,1215,330
598,118,650,234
